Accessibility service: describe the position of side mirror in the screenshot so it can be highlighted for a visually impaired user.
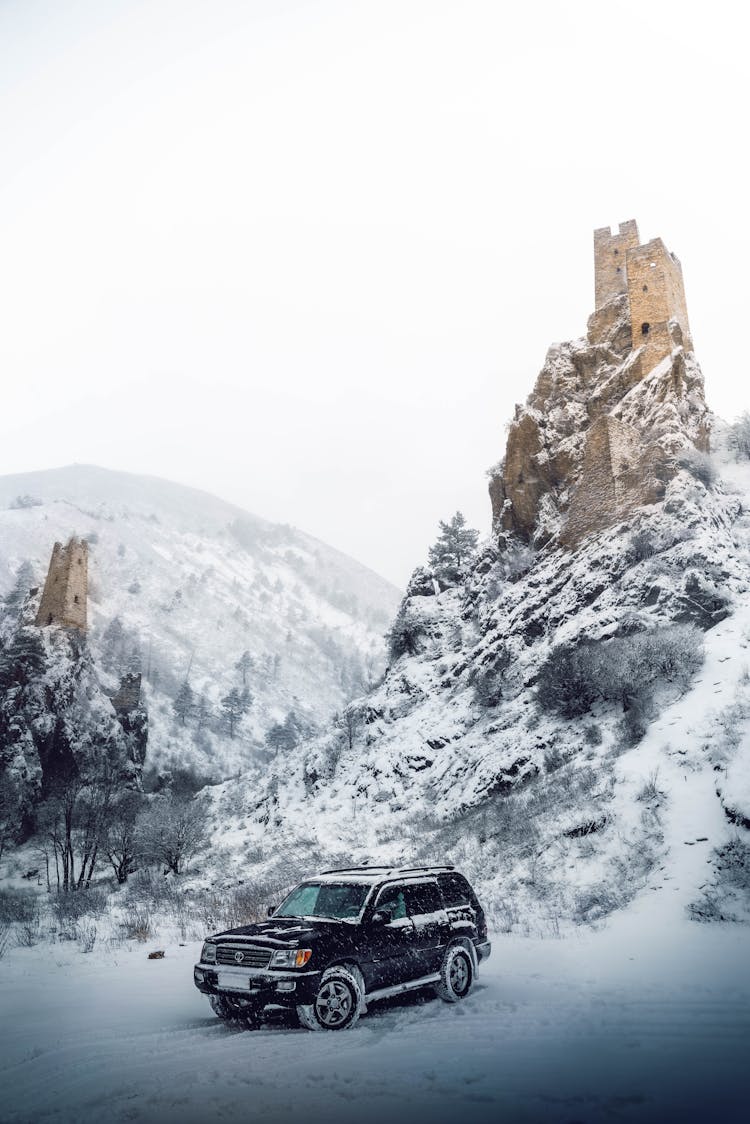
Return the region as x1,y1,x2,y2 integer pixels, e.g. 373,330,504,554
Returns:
267,905,276,917
370,908,392,926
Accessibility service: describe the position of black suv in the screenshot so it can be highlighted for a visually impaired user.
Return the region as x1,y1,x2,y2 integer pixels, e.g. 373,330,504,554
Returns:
194,865,490,1030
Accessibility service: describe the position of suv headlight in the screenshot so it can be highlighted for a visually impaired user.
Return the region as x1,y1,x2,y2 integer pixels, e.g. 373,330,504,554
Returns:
201,942,217,964
270,948,312,969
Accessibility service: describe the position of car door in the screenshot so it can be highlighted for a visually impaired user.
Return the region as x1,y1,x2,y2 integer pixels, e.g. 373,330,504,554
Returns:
365,882,415,990
437,872,480,942
404,880,450,977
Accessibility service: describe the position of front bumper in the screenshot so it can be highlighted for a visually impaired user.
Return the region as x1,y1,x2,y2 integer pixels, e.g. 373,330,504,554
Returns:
193,962,321,1007
475,941,492,963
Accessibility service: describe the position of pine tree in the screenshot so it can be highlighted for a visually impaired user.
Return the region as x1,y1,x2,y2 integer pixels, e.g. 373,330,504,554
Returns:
235,650,254,686
173,681,194,725
195,693,211,731
265,709,304,752
220,687,249,739
427,511,479,586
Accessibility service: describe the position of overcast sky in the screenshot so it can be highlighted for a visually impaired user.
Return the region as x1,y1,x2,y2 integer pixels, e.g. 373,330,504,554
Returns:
1,0,748,586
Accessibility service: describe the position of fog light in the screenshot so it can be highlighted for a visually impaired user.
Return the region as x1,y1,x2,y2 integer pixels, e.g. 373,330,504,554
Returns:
276,980,296,992
194,969,204,983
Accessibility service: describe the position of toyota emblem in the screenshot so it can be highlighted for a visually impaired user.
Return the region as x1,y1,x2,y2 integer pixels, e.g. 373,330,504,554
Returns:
234,951,245,963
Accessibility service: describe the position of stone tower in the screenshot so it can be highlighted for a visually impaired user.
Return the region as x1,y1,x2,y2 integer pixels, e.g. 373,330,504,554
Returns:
490,220,708,549
593,219,640,308
594,220,692,374
35,537,88,631
625,237,692,373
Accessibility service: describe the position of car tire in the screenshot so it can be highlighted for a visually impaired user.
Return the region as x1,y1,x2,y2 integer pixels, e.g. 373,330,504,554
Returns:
435,944,474,1003
297,966,363,1031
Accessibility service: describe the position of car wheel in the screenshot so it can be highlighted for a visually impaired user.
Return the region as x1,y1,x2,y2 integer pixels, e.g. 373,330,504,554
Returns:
297,966,363,1031
435,944,474,1003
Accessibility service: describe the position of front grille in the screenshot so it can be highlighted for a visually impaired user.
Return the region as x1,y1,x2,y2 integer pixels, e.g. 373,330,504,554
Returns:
216,944,272,969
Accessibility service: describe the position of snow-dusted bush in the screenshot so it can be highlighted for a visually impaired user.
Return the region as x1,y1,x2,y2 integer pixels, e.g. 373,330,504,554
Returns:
121,906,153,942
0,888,38,924
629,528,660,562
9,493,42,509
677,447,717,488
51,888,108,930
497,541,536,583
573,883,622,923
386,603,425,661
470,647,511,708
135,793,209,875
636,769,666,804
536,625,703,725
727,412,750,461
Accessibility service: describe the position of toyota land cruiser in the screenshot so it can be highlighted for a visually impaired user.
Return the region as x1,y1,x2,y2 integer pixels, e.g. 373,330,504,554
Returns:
193,865,490,1030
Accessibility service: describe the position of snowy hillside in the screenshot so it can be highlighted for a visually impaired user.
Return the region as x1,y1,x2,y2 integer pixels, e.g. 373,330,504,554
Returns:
192,459,750,929
0,465,400,779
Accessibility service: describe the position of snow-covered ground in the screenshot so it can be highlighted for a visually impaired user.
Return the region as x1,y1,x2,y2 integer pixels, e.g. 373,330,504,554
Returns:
0,914,747,1124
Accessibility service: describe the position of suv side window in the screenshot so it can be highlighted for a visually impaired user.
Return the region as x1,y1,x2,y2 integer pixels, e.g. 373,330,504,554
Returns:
374,883,408,920
438,873,476,908
404,880,442,917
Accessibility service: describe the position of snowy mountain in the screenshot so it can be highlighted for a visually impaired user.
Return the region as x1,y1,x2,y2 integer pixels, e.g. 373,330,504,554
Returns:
193,277,750,930
0,465,400,780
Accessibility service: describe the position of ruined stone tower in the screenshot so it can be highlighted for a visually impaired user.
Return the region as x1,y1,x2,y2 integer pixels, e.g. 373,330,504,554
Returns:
35,537,88,631
490,220,708,549
593,220,693,374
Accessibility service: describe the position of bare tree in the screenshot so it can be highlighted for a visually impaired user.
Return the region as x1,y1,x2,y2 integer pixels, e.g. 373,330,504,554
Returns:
0,773,22,862
104,791,144,884
136,794,209,875
334,705,361,751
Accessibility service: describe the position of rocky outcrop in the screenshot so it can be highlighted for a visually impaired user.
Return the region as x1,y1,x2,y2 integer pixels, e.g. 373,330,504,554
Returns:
490,291,710,549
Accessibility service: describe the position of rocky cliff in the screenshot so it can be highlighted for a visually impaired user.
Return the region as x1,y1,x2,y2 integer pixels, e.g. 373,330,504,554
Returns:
489,290,710,549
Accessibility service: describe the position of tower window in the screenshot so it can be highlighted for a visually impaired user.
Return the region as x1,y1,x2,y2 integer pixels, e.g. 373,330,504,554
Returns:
74,595,79,604
616,267,621,273
641,322,650,336
47,614,53,625
642,284,648,292
614,249,619,255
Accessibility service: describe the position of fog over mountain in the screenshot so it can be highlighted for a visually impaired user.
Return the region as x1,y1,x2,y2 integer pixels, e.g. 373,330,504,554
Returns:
0,464,400,781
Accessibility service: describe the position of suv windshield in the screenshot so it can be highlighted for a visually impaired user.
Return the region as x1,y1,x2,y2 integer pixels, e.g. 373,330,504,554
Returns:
275,881,370,921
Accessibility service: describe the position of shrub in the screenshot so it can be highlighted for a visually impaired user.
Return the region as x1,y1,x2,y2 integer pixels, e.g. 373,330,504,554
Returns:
535,643,599,718
583,724,603,746
122,907,153,942
536,626,703,732
636,769,665,803
677,448,716,488
386,604,424,661
78,923,97,953
0,889,39,924
630,528,659,562
573,883,622,924
727,413,750,461
51,888,108,928
470,647,511,708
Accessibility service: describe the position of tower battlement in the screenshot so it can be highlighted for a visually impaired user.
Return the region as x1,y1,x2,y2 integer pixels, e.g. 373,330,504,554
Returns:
35,537,88,632
593,220,640,309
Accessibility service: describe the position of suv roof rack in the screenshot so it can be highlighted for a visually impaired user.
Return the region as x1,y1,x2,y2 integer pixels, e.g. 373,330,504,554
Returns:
395,865,455,874
319,865,394,875
319,864,455,876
